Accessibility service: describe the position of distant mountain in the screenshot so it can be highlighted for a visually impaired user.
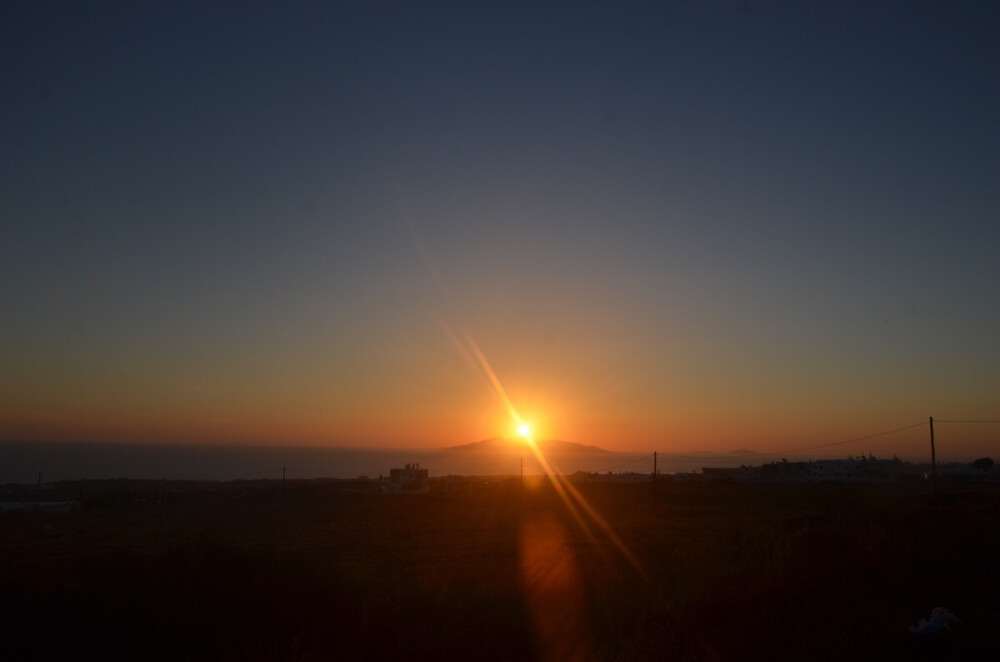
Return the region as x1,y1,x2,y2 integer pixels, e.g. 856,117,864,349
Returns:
443,438,608,453
442,437,507,452
538,439,609,453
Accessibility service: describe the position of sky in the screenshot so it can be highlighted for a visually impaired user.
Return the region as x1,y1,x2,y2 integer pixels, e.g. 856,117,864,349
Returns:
2,1,998,458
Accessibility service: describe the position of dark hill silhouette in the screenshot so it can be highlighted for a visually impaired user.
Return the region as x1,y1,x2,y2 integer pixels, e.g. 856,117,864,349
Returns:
443,437,608,453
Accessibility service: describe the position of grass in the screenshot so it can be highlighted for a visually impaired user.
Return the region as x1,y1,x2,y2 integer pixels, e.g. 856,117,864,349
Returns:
1,477,998,660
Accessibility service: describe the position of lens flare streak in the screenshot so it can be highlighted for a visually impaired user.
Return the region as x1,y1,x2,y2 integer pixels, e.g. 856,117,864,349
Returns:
440,319,646,578
523,434,646,578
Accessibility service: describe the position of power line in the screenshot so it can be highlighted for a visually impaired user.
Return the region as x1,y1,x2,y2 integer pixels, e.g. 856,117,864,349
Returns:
935,420,1000,424
765,421,928,456
636,422,930,463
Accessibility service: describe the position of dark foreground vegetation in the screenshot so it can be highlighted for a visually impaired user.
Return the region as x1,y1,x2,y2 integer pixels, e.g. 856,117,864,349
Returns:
2,477,998,660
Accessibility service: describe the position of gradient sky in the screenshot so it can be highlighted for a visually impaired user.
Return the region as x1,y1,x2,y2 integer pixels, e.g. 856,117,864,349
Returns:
2,2,998,457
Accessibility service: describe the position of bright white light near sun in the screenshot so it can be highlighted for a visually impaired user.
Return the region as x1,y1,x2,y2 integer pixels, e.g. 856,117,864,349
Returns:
518,423,531,437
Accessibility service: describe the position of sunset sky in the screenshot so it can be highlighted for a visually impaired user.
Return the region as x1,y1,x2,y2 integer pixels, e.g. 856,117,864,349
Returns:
2,2,998,458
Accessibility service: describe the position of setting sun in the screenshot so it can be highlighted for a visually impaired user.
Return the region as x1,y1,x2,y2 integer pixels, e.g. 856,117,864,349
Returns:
518,423,531,437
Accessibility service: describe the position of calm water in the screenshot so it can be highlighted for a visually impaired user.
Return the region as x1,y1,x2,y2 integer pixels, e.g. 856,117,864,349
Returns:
0,441,770,484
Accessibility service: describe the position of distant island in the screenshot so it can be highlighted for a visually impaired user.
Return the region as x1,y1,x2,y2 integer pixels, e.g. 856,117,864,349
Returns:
443,438,608,453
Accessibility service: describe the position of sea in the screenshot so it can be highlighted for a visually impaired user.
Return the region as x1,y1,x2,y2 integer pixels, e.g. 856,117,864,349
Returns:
0,440,779,484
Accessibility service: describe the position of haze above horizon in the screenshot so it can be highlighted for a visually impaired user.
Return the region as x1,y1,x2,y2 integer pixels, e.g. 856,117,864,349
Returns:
2,2,997,460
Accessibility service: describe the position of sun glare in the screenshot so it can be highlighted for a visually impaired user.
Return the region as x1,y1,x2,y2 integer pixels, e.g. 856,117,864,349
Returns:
518,423,531,437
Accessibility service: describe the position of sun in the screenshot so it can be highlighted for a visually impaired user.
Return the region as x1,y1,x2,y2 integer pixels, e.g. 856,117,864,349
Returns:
518,423,531,437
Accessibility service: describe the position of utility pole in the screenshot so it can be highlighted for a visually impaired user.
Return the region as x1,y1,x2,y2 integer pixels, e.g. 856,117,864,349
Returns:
929,417,937,498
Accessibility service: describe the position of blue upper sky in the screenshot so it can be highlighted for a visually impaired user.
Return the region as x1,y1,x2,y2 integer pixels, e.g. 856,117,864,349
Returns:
1,1,997,455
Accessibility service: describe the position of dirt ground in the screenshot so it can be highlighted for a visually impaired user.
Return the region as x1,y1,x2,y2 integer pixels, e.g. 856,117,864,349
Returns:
2,476,998,660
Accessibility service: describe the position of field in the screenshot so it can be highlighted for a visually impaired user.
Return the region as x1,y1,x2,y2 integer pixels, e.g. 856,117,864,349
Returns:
2,476,998,660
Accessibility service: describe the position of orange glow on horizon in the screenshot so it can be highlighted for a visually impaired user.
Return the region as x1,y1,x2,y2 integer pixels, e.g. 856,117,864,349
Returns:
430,319,647,572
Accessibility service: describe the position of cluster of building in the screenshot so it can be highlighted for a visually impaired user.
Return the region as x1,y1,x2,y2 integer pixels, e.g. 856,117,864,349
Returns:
382,463,430,494
579,456,998,485
729,455,914,483
703,455,997,484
